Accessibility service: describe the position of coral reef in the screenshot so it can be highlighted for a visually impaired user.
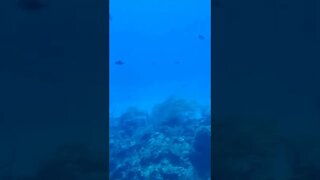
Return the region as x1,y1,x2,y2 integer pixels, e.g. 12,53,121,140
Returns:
109,97,211,180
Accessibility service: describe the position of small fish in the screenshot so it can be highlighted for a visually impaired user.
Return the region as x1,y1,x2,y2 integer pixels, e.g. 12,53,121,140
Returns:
17,0,48,11
174,61,181,65
198,34,206,40
115,60,124,65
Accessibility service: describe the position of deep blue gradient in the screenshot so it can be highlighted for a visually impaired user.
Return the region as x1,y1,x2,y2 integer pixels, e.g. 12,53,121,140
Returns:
110,0,211,116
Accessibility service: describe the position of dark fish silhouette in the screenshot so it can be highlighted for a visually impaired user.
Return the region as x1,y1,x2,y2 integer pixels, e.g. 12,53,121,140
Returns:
198,34,205,40
17,0,48,11
115,60,124,65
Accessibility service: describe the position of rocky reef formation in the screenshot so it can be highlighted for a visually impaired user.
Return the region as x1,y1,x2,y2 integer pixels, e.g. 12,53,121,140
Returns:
109,97,211,180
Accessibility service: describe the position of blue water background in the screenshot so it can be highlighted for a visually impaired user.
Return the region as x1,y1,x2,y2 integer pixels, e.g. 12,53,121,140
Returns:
110,0,211,117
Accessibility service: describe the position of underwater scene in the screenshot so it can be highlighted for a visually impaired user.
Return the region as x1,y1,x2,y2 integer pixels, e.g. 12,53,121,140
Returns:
109,0,211,179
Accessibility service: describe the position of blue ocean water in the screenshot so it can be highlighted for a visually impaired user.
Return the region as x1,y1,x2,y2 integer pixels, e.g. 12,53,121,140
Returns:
110,0,211,117
109,0,211,179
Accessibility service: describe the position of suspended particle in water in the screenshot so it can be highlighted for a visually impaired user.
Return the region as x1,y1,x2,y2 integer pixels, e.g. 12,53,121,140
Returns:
198,34,206,40
115,60,124,65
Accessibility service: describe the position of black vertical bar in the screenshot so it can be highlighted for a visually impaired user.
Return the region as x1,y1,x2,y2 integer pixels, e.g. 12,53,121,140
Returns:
0,0,109,179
